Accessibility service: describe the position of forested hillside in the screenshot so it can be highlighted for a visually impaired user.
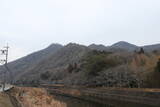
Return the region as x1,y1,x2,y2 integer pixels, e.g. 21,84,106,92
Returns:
1,42,160,88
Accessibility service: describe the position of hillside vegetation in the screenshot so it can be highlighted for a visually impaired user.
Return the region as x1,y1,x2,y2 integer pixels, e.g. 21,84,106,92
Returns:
1,42,160,88
61,50,160,88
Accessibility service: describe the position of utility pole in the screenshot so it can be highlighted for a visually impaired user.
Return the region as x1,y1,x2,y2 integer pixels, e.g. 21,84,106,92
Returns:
0,44,9,91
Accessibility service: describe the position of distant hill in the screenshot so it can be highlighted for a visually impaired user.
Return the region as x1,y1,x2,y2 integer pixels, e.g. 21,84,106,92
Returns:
142,44,160,52
110,41,139,51
10,43,91,83
1,41,160,87
88,44,109,51
88,41,139,52
0,43,63,81
88,41,160,52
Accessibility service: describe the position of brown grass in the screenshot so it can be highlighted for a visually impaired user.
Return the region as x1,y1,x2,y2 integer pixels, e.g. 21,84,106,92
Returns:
0,93,14,107
10,87,67,107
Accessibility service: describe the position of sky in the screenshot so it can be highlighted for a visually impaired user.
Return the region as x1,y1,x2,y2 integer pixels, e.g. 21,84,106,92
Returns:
0,0,160,61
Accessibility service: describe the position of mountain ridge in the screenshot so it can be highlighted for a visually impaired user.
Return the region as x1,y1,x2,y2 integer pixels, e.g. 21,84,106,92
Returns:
88,41,160,52
0,41,160,85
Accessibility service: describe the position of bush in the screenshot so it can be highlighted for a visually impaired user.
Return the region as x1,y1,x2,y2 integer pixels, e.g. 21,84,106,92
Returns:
156,58,160,72
144,71,160,88
67,63,79,73
138,48,145,54
82,51,119,76
67,64,74,73
40,71,50,80
93,65,141,88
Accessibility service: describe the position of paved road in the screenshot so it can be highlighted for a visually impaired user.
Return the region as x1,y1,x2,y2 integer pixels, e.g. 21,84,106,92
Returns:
0,84,13,92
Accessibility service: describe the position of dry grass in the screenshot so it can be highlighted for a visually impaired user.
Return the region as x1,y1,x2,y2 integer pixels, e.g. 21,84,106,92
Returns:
0,93,14,107
10,87,67,107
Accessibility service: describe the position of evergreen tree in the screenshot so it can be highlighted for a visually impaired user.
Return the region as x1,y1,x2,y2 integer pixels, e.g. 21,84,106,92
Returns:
156,58,160,72
139,48,144,54
67,64,74,73
74,63,77,69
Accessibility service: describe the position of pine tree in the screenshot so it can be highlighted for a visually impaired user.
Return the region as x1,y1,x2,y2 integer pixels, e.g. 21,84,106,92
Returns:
156,58,160,72
67,64,74,73
139,48,144,54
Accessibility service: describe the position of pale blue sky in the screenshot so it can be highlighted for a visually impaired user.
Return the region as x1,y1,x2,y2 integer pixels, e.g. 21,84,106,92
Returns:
0,0,160,61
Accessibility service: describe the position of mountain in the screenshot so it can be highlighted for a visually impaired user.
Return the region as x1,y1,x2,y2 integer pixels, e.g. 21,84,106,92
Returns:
88,41,139,52
1,41,160,86
110,41,160,52
110,41,139,51
142,44,160,52
88,44,108,51
11,43,91,83
0,43,63,80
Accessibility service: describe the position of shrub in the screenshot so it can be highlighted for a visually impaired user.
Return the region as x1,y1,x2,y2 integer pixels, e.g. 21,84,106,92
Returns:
40,71,50,80
67,63,79,73
156,58,160,72
138,48,145,54
67,64,74,73
94,65,141,88
82,51,119,76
